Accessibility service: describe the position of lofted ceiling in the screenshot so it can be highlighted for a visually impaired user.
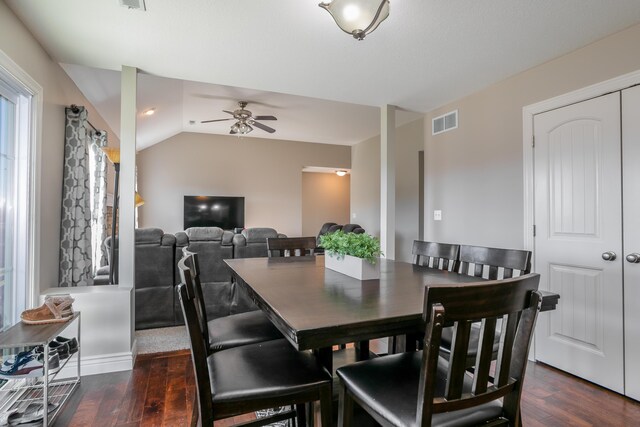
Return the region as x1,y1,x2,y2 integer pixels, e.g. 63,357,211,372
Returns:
6,0,640,147
60,64,422,149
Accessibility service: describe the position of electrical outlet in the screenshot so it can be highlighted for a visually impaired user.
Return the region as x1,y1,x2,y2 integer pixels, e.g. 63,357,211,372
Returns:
434,210,442,221
352,213,357,219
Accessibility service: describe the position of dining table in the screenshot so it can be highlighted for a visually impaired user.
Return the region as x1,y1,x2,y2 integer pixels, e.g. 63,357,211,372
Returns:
225,255,560,375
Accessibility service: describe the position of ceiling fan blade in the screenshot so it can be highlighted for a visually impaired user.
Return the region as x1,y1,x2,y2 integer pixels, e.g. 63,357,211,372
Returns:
253,115,277,121
251,121,276,133
201,118,234,123
223,110,235,115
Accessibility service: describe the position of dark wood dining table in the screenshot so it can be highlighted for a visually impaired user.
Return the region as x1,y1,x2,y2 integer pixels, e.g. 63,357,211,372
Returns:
225,256,559,374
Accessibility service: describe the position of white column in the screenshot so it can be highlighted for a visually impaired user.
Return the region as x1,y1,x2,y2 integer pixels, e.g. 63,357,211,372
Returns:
118,66,137,289
119,65,137,349
381,105,396,259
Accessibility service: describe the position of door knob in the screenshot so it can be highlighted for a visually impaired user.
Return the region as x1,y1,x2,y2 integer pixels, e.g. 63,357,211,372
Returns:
626,253,640,263
602,251,617,261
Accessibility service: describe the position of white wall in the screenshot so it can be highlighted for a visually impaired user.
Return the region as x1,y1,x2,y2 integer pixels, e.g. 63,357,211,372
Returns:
301,172,350,237
424,22,640,250
137,132,351,237
0,2,120,294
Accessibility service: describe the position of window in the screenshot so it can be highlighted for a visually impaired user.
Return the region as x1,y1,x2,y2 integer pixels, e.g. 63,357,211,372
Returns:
0,60,38,330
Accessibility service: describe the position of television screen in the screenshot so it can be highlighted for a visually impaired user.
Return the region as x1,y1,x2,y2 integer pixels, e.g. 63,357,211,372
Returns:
183,196,245,230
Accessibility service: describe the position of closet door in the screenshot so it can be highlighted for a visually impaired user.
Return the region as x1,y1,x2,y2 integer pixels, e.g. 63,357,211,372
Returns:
533,92,625,393
623,85,640,401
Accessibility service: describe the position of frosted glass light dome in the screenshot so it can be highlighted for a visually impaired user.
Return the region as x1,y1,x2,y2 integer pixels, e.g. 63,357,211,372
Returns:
319,0,390,40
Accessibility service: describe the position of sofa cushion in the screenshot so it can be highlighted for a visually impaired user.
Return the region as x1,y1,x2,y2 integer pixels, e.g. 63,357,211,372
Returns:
186,227,223,242
242,227,279,243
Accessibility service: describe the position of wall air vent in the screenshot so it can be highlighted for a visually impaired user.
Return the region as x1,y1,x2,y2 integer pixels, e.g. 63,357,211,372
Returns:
432,110,458,135
119,0,146,11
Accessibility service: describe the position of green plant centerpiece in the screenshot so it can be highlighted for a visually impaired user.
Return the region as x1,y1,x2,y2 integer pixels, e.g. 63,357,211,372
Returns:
319,230,383,264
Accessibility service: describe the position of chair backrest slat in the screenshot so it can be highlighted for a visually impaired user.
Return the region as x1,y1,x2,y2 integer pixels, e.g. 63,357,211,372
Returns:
267,237,317,258
495,312,520,387
412,241,460,272
418,273,541,425
472,317,497,395
445,320,471,400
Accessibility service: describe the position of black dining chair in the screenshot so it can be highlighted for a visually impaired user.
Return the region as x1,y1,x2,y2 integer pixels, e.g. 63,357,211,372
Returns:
412,241,460,271
181,249,282,354
457,244,531,280
266,237,317,258
337,273,542,427
441,245,533,367
178,254,333,427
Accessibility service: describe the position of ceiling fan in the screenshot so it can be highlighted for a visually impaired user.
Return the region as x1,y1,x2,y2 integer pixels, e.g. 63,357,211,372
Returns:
201,101,277,135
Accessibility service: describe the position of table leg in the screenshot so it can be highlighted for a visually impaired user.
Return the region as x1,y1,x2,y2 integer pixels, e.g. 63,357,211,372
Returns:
314,347,333,375
387,333,419,354
355,340,369,361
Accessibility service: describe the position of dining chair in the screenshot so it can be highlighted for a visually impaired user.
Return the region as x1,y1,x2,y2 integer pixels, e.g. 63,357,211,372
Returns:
178,259,333,427
412,241,460,271
457,245,531,279
441,245,533,366
337,273,541,427
266,237,317,258
181,249,282,354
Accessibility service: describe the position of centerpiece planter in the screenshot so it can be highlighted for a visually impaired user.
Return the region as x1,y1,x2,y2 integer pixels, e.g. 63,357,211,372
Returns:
320,230,383,281
325,252,380,280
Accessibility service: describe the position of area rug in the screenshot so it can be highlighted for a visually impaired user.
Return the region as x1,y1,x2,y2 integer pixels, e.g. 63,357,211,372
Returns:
255,407,292,427
135,326,190,355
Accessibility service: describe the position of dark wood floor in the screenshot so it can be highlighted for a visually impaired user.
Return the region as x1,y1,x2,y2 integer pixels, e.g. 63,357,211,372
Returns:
55,350,640,426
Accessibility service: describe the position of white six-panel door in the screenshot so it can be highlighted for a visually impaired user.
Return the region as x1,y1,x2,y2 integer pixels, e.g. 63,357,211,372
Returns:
533,92,625,393
622,86,640,401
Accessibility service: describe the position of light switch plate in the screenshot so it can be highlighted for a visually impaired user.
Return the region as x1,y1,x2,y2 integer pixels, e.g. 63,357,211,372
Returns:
434,210,442,221
352,213,357,219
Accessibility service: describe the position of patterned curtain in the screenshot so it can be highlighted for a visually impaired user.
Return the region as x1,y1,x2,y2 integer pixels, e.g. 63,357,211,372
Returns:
89,131,108,274
59,107,93,287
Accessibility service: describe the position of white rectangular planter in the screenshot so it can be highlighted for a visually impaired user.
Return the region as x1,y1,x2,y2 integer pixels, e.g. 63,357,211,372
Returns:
324,253,380,280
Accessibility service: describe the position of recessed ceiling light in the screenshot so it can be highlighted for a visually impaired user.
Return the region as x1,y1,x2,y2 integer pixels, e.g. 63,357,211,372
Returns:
143,108,155,116
336,170,347,177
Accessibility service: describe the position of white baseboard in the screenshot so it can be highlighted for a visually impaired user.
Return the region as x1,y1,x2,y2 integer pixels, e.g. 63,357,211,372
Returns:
55,351,135,379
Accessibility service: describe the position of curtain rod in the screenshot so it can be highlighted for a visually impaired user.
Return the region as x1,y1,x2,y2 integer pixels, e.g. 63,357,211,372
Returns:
67,104,102,136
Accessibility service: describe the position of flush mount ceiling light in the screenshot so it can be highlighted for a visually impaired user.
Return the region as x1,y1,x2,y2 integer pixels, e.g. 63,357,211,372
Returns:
319,0,390,40
143,108,155,116
336,170,348,177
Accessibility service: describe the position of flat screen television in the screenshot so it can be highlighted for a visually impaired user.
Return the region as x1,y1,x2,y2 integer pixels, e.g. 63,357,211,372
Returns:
183,196,245,230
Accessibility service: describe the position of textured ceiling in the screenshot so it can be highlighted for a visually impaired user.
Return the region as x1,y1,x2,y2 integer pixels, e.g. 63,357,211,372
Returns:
7,0,640,146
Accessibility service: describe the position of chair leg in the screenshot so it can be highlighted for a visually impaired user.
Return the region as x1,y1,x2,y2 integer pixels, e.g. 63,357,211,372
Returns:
296,403,306,427
319,385,333,427
338,383,353,427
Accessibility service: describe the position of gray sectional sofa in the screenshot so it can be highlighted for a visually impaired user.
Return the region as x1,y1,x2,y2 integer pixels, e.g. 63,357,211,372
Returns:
94,226,286,330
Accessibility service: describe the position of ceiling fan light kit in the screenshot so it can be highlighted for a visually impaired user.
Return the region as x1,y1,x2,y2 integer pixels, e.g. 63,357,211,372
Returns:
201,101,277,135
319,0,390,40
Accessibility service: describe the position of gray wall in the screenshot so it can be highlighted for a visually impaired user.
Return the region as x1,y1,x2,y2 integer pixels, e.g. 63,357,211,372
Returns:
301,172,350,237
137,132,351,237
0,2,119,293
424,22,640,250
350,119,424,262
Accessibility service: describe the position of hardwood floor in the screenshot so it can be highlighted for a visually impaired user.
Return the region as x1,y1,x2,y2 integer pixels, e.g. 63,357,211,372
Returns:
55,350,640,426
